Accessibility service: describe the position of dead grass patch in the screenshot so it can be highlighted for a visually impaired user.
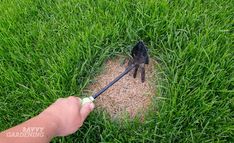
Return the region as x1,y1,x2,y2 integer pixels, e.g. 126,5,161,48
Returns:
86,57,156,119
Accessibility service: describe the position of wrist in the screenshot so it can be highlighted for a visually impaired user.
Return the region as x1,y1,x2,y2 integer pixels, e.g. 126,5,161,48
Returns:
37,111,60,137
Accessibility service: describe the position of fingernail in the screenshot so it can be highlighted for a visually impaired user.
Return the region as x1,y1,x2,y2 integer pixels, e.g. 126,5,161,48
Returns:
89,103,95,110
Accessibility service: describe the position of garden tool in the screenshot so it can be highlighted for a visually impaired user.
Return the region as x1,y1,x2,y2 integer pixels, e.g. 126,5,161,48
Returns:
82,41,149,104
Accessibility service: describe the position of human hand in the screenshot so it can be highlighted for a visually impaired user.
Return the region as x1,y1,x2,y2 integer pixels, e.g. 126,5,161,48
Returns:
39,96,95,136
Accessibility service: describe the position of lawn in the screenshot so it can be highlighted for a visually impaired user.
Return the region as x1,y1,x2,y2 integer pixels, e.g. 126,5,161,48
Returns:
0,0,233,142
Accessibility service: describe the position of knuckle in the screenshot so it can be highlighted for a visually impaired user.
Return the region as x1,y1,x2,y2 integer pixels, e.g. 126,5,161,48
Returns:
68,96,78,102
56,98,64,102
77,121,83,128
68,96,81,107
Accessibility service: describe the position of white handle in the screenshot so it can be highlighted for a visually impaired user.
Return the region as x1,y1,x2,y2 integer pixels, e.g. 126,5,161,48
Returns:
81,96,94,105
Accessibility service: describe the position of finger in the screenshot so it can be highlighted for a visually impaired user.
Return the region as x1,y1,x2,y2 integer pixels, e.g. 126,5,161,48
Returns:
80,103,95,121
68,96,82,108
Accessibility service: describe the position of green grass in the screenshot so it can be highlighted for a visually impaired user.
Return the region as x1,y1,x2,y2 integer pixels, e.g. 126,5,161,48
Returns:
0,0,233,142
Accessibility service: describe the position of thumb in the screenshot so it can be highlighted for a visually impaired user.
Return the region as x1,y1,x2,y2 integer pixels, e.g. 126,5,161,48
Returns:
80,102,95,121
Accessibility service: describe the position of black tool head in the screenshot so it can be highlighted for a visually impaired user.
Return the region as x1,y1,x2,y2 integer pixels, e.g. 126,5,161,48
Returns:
131,41,149,65
130,41,149,82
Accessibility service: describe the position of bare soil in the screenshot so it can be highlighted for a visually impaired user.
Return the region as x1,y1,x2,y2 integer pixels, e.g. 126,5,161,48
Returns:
86,57,156,119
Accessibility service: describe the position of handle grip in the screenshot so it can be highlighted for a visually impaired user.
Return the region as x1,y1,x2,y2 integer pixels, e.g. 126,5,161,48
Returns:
81,96,95,105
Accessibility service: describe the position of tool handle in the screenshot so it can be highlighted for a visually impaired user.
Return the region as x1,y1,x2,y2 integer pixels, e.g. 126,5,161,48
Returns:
92,64,135,99
81,96,95,105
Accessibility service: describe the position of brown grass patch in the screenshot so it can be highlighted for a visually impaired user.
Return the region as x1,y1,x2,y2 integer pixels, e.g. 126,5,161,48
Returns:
86,57,156,119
